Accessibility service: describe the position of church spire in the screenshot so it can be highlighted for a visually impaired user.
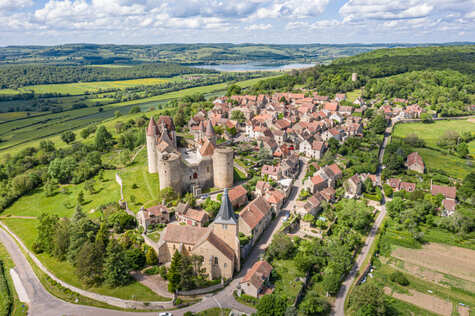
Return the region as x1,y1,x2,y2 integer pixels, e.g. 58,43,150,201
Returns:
214,188,236,225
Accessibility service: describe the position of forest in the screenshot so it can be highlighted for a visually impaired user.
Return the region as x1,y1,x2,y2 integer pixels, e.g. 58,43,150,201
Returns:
0,63,214,89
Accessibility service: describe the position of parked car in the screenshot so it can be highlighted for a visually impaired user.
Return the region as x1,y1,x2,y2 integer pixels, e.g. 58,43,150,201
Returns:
159,313,173,316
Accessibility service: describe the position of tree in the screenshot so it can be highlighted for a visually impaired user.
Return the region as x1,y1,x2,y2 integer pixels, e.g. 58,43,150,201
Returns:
76,241,104,286
299,291,330,315
226,84,241,96
53,218,71,261
322,270,341,295
104,239,130,287
80,128,90,139
256,294,288,316
129,106,141,114
95,126,113,152
61,131,76,144
421,113,433,123
68,207,99,263
77,191,85,205
173,107,185,128
404,134,425,147
34,213,59,254
125,248,146,271
84,179,96,194
349,282,386,316
145,247,158,266
456,142,469,158
459,172,475,202
387,197,405,218
158,187,178,203
266,233,295,260
40,140,56,152
231,110,245,123
369,115,387,134
167,251,184,292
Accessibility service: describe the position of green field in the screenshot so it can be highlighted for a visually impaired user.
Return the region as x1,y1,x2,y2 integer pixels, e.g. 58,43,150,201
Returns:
1,218,167,302
1,77,175,96
393,120,475,154
272,259,304,300
2,149,158,218
392,119,475,179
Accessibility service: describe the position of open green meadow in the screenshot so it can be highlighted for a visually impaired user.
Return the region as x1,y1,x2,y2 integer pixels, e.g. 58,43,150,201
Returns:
393,119,475,154
2,149,158,218
392,119,475,179
0,218,167,302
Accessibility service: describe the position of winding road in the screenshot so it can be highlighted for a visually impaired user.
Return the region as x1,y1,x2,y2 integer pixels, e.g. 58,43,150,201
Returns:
332,125,393,316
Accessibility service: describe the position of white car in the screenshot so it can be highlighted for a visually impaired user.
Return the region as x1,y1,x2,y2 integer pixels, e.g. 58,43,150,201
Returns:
159,313,173,316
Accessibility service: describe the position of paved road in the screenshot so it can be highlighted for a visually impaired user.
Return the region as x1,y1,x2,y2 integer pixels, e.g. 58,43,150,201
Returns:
332,125,392,316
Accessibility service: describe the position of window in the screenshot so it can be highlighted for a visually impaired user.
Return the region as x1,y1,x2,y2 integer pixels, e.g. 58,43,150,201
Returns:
224,263,227,268
193,172,198,179
214,257,218,265
223,224,227,230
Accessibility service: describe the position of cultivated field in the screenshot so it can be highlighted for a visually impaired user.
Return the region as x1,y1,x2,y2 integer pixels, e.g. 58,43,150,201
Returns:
392,243,475,283
374,242,475,316
384,287,453,316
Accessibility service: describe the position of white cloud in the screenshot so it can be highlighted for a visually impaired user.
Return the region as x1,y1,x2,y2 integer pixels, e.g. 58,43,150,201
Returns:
0,0,32,10
245,23,272,30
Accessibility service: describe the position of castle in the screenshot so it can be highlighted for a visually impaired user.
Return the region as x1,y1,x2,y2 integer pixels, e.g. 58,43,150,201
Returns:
146,116,234,196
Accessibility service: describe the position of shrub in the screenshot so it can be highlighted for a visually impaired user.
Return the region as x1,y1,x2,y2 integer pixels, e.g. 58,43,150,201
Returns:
144,266,160,275
390,271,409,286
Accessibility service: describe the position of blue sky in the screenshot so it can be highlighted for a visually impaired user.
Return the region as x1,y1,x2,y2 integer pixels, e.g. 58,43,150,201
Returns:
0,0,474,45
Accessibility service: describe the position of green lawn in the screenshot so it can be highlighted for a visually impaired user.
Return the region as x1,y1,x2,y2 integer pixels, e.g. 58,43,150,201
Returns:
393,120,475,155
391,119,475,179
196,307,231,316
0,237,29,316
346,89,362,102
1,218,168,302
272,259,304,300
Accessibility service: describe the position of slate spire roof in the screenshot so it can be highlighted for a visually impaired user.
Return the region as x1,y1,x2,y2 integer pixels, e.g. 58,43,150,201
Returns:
214,188,237,225
205,120,216,139
147,117,158,136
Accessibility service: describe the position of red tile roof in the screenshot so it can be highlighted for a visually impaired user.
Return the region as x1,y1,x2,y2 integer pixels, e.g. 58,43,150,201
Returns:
431,184,456,200
241,260,273,289
228,185,248,203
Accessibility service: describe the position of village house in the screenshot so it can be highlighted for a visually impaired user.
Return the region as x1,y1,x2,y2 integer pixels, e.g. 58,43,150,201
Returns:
345,174,362,196
239,260,273,298
406,152,425,174
239,196,272,246
281,154,300,178
228,185,249,209
335,93,346,102
256,181,272,196
305,174,328,194
261,164,282,181
175,202,209,227
299,139,326,160
137,204,170,232
431,183,457,216
404,104,422,119
264,189,286,214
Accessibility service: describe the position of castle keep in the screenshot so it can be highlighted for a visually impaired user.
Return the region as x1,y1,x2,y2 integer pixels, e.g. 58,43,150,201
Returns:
146,116,233,195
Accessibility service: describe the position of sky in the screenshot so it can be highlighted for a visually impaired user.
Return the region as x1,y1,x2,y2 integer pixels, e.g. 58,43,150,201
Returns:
0,0,474,45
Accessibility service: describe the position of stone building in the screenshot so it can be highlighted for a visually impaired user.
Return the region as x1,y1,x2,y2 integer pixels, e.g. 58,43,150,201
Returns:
157,189,240,280
406,152,425,174
239,260,273,297
146,117,234,196
137,204,170,232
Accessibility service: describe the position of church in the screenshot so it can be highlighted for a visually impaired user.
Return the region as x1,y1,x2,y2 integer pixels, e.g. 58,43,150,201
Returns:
156,189,240,280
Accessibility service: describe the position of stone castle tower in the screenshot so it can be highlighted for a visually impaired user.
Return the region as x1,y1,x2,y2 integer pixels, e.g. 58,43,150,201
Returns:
212,147,234,189
146,117,234,196
211,188,240,271
157,152,183,195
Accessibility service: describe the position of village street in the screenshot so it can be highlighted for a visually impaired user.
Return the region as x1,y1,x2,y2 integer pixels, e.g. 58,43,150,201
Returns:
332,125,393,316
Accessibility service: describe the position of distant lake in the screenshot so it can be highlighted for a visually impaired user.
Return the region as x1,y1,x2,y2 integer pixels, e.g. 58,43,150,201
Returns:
193,62,315,72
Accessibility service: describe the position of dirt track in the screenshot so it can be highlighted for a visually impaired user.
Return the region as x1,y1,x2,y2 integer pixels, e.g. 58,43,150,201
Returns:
392,243,475,283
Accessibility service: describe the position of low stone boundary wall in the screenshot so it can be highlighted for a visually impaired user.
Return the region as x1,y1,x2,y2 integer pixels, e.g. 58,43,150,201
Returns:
0,222,173,310
177,279,231,296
